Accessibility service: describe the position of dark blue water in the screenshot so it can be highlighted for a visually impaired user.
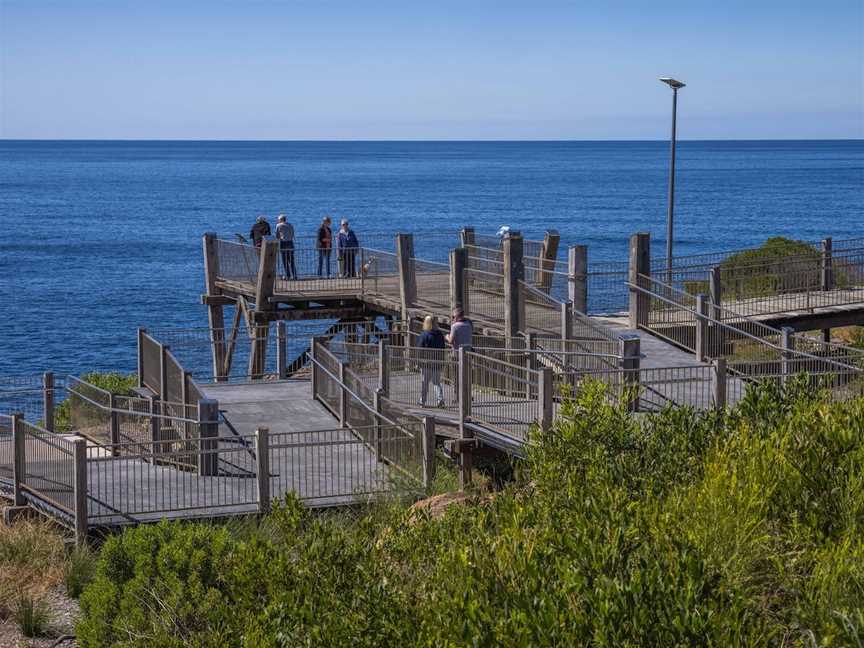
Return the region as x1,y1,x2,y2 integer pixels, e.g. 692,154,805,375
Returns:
1,140,861,375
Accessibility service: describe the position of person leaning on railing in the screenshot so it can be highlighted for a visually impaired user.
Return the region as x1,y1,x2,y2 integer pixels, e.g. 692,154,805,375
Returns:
275,214,297,280
250,215,271,248
337,219,360,278
317,216,333,277
418,315,447,408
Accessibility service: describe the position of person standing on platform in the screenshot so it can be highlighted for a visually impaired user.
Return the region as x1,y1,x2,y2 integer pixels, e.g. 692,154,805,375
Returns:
275,214,296,280
445,307,473,403
250,215,271,248
417,315,446,408
337,219,360,278
317,216,333,277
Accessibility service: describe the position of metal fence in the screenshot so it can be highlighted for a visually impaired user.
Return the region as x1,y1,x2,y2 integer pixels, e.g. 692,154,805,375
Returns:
466,352,542,442
466,266,507,326
20,419,78,517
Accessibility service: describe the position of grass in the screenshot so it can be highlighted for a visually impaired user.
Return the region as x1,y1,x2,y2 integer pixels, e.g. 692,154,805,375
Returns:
14,593,53,638
0,517,66,620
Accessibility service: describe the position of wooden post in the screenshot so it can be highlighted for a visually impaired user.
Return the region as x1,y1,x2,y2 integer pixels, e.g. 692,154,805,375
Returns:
255,427,271,514
276,321,288,379
255,239,278,310
449,248,468,315
503,232,524,347
460,226,475,248
709,266,722,320
538,367,554,433
378,340,390,395
42,371,54,433
137,327,146,388
695,294,709,361
422,416,436,489
821,237,833,291
396,233,417,321
12,413,25,507
568,245,588,314
310,337,319,399
373,389,384,460
159,343,169,399
148,395,160,448
248,324,271,381
619,334,641,412
781,327,795,383
458,347,473,488
73,438,88,545
539,230,560,292
109,393,120,457
197,399,220,477
561,301,573,345
338,361,348,428
712,358,727,409
203,233,227,382
628,232,651,329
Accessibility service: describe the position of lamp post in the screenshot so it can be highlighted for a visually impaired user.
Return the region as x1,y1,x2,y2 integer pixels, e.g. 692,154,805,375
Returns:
659,77,685,284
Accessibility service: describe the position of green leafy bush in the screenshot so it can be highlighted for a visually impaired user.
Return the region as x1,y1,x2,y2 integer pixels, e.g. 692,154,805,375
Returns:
77,380,864,646
54,371,137,432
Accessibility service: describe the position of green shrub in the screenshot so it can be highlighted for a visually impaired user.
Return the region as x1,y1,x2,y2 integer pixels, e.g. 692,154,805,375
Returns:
76,380,864,646
54,371,137,432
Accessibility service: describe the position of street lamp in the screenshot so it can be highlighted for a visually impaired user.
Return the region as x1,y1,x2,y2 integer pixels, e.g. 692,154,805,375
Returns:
659,77,685,284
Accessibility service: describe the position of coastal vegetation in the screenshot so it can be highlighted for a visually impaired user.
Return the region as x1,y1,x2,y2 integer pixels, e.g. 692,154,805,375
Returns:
72,378,863,647
683,236,832,298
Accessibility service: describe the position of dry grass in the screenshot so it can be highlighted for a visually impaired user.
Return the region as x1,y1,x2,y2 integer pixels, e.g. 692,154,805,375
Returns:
0,516,66,621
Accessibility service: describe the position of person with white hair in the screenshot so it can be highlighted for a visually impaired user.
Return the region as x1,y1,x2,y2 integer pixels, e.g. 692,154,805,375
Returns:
417,314,446,408
275,214,296,280
249,215,271,248
336,218,360,278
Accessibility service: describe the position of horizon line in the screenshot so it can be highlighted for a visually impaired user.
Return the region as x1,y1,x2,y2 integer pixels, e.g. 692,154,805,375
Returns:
1,137,862,144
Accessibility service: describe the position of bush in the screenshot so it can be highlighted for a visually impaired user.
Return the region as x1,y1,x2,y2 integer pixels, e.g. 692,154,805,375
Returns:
77,381,864,646
54,371,137,432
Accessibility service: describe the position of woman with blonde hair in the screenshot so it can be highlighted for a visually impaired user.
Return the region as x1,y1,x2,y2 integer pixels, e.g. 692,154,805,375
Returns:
417,314,446,408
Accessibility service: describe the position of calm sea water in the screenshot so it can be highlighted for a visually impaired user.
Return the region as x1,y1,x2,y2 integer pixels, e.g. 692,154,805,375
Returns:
1,140,861,375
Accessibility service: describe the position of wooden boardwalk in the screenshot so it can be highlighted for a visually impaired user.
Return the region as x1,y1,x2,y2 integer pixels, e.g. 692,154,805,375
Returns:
85,382,393,526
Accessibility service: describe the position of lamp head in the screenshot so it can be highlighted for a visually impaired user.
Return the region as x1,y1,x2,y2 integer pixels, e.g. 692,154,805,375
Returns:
659,77,686,89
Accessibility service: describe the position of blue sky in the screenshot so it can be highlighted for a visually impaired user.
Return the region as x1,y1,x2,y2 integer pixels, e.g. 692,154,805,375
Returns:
1,1,861,140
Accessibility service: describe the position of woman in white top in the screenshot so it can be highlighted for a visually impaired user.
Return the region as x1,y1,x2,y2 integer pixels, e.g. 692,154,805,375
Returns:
275,214,297,280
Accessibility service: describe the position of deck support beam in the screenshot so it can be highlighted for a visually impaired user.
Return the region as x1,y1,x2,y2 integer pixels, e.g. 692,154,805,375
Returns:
250,240,278,379
460,226,475,248
73,438,88,545
203,233,228,381
628,232,651,329
568,245,588,314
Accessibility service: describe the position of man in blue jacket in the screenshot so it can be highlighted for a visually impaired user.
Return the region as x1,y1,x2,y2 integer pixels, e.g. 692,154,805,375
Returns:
336,219,360,278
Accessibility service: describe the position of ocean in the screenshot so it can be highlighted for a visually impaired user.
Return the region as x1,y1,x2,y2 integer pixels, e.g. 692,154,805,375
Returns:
1,139,861,376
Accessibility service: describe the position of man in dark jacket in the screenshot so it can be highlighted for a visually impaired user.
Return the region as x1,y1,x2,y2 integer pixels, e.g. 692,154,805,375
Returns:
336,219,360,277
250,216,271,248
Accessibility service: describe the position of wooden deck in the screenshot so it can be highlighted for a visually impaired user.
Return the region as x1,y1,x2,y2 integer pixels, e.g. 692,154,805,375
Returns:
84,382,394,526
